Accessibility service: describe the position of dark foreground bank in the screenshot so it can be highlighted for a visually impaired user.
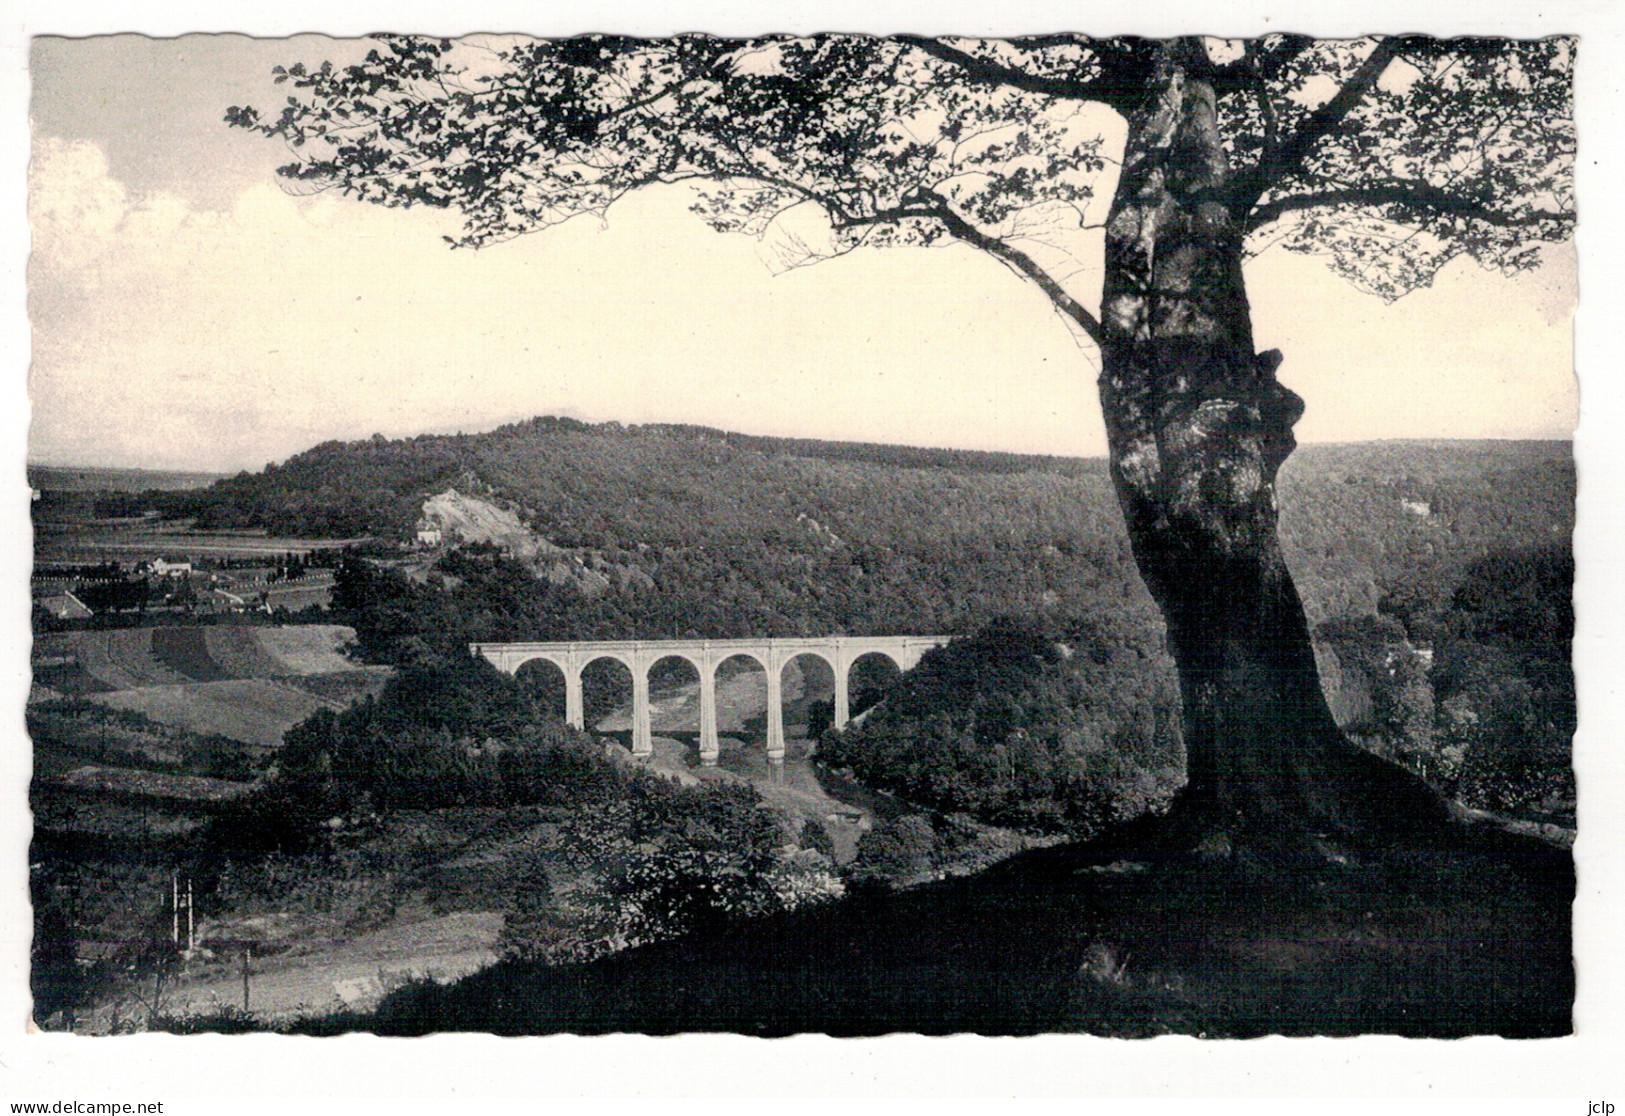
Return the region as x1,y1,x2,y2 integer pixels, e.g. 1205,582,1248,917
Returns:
242,818,1571,1039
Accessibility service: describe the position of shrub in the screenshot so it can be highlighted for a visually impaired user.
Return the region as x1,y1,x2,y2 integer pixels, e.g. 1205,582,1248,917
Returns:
849,814,937,890
797,817,836,859
150,1006,264,1034
499,860,582,964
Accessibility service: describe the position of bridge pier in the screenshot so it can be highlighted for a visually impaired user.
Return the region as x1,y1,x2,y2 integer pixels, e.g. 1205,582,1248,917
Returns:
632,668,652,756
564,670,584,731
832,670,850,730
764,667,785,761
699,664,720,765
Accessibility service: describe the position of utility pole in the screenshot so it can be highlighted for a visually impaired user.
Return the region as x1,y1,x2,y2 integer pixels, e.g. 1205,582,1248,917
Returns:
171,872,179,946
186,878,195,953
241,946,251,1013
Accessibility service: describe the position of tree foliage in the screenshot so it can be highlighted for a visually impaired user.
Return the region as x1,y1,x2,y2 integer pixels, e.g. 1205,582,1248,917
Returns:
821,617,1182,834
229,34,1572,323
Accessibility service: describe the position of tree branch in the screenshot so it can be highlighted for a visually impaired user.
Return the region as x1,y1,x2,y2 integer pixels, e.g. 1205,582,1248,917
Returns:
895,35,1147,114
1242,41,1280,151
828,202,941,229
1247,181,1574,233
1229,36,1417,217
921,200,1103,345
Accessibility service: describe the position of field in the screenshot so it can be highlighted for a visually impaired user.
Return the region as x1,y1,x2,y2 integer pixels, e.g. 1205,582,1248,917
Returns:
32,623,392,748
157,910,502,1022
87,675,390,748
38,625,368,690
32,519,365,567
51,763,252,804
28,464,224,493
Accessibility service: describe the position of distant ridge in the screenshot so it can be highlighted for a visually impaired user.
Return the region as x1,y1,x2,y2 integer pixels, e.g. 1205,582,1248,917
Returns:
626,421,1109,478
28,464,225,494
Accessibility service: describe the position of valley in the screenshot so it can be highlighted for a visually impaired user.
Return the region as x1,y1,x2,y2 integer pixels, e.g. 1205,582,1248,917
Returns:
25,423,1576,1035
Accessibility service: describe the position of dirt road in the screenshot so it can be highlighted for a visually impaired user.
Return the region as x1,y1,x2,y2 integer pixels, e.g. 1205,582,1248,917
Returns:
157,911,501,1023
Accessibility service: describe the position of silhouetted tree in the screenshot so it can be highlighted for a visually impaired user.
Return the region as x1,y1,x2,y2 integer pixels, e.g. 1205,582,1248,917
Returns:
230,34,1573,844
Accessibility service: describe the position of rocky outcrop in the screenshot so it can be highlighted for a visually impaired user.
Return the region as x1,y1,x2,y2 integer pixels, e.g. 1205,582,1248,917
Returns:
418,489,653,598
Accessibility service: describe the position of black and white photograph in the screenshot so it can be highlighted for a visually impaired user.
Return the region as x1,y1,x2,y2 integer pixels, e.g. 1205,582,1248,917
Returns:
3,0,1621,1105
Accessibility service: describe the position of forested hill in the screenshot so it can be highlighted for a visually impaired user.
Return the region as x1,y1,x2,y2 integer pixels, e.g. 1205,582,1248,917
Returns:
143,418,1138,640
139,418,1571,644
150,417,1106,544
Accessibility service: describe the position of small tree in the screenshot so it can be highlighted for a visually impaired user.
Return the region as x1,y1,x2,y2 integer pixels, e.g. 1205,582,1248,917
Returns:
850,813,938,888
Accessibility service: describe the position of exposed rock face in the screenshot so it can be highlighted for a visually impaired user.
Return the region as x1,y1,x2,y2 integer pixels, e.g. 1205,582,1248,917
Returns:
419,489,653,598
421,488,566,562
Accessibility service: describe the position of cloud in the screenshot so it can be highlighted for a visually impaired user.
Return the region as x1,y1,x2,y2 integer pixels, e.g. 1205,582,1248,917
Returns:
30,136,353,291
29,138,137,278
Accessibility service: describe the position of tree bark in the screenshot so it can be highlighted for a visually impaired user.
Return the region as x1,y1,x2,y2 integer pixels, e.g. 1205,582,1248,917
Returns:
1098,43,1447,844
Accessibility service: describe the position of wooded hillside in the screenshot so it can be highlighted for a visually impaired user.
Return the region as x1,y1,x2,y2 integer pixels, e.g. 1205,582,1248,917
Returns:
142,419,1571,642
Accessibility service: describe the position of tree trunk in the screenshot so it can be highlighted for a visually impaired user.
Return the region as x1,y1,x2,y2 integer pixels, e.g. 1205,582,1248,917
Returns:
1098,43,1446,844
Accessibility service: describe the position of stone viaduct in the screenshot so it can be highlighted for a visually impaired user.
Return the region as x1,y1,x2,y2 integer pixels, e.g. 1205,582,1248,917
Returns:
471,636,950,763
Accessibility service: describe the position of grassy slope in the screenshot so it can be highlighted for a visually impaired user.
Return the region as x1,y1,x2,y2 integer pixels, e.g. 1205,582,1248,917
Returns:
87,680,347,749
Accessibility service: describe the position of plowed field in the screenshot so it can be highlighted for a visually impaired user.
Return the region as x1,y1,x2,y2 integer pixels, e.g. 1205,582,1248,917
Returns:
75,628,191,689
251,626,359,675
38,625,365,689
152,626,231,682
200,626,286,679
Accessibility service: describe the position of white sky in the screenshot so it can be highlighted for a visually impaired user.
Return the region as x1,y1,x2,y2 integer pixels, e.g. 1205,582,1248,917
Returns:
25,33,1577,472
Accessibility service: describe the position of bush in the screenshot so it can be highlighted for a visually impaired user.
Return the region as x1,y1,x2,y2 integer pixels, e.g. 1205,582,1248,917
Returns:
499,860,582,964
150,1006,264,1034
798,817,836,860
849,814,937,890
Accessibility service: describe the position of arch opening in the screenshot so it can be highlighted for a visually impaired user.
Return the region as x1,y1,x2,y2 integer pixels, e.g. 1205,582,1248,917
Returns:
646,653,702,747
581,656,634,746
781,652,837,743
847,651,904,721
713,652,769,754
514,657,568,724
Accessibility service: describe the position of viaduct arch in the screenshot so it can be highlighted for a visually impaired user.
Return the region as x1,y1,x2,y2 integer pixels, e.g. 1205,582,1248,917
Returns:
472,636,950,763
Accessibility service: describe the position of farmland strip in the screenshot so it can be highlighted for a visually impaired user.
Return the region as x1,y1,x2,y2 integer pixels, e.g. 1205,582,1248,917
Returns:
254,625,362,675
107,628,189,686
202,624,285,678
151,626,231,682
88,679,336,748
73,631,150,690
